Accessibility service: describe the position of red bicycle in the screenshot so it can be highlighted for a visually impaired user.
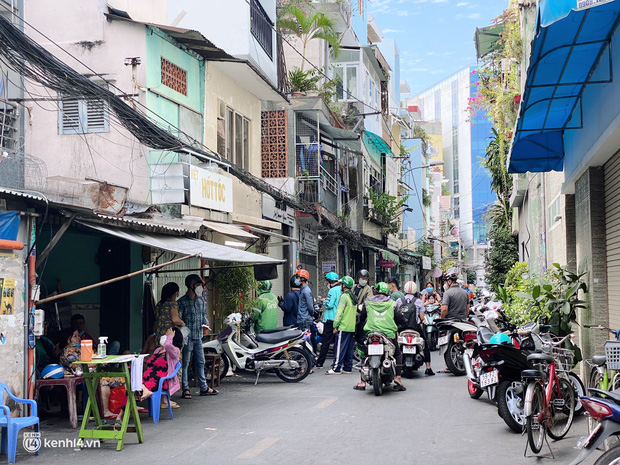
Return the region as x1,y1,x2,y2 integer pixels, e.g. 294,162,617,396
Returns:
522,332,576,454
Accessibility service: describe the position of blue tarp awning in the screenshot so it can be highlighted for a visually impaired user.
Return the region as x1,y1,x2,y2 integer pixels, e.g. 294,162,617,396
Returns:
508,0,620,173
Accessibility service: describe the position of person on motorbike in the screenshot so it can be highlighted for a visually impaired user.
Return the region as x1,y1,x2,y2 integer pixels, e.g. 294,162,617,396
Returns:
328,276,357,374
440,272,470,320
317,272,341,369
398,282,434,376
422,281,442,305
354,282,407,391
252,280,279,333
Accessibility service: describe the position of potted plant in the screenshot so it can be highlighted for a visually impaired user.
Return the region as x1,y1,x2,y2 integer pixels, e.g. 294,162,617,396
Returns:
288,67,320,96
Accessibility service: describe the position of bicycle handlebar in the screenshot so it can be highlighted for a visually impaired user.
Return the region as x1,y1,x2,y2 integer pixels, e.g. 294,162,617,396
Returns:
530,331,573,347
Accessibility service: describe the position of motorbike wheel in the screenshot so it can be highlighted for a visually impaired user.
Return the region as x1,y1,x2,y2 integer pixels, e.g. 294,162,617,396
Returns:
468,380,484,399
568,372,586,416
593,444,620,465
444,339,466,376
497,380,525,433
204,350,230,383
274,347,312,383
526,382,546,454
404,367,415,379
372,368,383,396
548,377,575,440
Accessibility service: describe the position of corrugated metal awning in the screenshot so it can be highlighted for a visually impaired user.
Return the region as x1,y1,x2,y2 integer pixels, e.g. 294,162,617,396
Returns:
203,220,258,240
81,222,284,264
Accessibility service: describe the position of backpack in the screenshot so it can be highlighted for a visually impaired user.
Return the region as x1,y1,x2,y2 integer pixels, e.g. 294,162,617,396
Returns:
399,298,418,329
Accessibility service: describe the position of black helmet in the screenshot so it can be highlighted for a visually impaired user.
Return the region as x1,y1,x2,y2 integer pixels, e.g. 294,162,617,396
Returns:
444,272,458,282
356,269,369,278
289,275,299,288
185,274,204,288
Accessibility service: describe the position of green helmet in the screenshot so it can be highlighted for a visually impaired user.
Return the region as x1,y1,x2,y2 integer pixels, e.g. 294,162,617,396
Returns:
375,282,389,295
340,276,354,289
258,280,272,292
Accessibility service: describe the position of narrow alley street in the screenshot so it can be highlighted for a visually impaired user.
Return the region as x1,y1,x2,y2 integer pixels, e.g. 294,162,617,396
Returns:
18,357,592,465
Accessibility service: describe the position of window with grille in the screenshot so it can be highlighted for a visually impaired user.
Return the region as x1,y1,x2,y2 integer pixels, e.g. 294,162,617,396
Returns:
161,58,187,96
217,100,251,170
261,110,288,178
250,0,273,59
58,93,109,135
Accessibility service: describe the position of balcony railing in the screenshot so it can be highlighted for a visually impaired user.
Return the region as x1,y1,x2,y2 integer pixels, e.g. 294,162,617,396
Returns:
0,102,18,149
250,0,273,59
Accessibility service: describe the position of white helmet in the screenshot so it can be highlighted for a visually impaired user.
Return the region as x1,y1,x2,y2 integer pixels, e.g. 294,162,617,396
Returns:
223,313,242,328
404,281,417,295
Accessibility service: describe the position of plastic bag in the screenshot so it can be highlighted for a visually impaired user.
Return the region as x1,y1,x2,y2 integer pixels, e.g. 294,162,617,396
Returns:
108,386,127,414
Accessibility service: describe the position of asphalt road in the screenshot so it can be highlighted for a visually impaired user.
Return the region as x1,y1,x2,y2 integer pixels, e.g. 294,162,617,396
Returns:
17,355,597,465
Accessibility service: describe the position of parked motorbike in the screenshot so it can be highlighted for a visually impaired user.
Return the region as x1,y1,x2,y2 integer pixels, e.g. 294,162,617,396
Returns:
398,329,425,378
571,388,620,465
202,312,312,384
423,304,441,351
359,330,397,396
438,317,478,376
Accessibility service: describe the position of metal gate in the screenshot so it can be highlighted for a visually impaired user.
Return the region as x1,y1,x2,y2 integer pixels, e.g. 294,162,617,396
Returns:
605,152,620,330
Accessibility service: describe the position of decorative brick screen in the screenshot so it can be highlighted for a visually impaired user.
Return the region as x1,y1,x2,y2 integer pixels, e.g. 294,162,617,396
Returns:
261,110,288,178
161,58,187,96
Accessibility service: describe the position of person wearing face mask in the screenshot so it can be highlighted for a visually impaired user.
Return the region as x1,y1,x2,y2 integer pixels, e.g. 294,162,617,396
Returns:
154,282,185,347
279,275,301,327
252,280,279,333
422,281,442,305
354,269,373,345
178,274,217,399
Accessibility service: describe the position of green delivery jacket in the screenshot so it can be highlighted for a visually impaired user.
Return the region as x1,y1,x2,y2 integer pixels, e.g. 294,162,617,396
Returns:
362,294,406,339
333,291,357,333
253,291,278,333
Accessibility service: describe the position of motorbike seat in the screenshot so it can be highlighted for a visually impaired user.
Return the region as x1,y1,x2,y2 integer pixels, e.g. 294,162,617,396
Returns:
589,388,620,404
527,352,554,364
255,329,303,344
592,354,607,366
260,326,295,334
521,369,542,379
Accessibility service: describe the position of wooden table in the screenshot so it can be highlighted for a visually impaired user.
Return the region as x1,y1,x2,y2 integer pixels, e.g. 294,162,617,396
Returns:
73,355,147,451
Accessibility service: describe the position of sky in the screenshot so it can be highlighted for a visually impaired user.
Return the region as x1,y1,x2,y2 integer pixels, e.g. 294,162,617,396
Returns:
368,0,509,95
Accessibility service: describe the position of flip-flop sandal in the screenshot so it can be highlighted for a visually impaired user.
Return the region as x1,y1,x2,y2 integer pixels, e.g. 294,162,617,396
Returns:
200,388,218,396
393,383,407,391
353,384,366,391
113,419,122,428
181,389,192,399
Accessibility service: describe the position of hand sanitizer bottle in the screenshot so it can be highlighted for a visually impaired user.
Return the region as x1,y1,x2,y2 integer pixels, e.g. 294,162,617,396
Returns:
98,336,108,358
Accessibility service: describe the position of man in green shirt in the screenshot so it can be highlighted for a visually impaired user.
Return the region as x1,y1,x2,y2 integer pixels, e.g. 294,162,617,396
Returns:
252,281,278,333
354,282,407,391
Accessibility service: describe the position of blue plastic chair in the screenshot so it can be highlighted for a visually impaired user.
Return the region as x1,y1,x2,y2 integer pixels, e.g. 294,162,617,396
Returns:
0,382,39,463
147,361,181,423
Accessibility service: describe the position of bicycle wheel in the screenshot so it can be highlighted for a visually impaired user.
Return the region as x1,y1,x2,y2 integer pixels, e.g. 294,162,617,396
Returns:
548,377,575,440
526,382,546,454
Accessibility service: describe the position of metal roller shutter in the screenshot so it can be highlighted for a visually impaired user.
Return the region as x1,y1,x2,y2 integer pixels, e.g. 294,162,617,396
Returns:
606,152,620,330
269,244,285,327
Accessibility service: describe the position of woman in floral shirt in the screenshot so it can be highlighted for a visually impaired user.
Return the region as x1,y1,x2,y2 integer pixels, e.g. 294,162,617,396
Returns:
155,282,185,344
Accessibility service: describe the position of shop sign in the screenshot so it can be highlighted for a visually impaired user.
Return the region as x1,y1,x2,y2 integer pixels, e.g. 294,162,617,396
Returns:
300,228,318,254
189,166,233,213
0,278,15,315
262,194,295,227
422,256,432,270
322,261,337,274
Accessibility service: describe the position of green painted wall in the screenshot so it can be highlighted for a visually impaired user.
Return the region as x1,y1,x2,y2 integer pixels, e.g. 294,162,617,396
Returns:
145,26,204,127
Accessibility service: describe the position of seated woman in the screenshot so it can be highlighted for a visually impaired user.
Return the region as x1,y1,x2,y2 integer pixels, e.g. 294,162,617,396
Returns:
137,327,182,401
112,327,183,422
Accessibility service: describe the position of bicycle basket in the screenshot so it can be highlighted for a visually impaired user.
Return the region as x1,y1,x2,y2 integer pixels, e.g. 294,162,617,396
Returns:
549,347,574,372
605,340,620,370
